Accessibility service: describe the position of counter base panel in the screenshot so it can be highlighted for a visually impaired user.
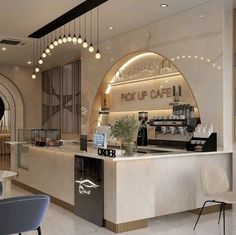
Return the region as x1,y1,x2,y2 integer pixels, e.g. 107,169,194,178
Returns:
12,180,74,212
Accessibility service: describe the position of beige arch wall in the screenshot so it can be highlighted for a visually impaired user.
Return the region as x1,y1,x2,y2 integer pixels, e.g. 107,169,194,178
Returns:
89,51,200,133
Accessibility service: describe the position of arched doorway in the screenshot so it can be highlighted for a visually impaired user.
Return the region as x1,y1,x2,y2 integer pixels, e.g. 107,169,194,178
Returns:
89,51,200,133
0,73,24,170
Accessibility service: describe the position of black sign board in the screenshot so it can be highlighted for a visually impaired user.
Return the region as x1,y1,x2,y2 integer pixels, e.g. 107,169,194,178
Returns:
74,155,104,226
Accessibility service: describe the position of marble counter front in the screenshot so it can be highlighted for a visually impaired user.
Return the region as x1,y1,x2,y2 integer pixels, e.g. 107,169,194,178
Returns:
12,145,232,232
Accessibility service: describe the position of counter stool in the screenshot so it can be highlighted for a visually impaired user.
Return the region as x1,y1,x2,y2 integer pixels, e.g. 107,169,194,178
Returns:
193,164,236,235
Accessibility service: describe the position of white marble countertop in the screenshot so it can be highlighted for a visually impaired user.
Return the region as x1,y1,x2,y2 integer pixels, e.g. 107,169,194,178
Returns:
75,148,232,162
23,144,232,162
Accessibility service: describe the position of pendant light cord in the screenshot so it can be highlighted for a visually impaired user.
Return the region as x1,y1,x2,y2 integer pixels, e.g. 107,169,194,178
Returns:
97,7,99,47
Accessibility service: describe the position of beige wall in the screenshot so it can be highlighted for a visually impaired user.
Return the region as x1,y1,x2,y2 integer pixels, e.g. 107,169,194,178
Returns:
0,64,42,129
81,0,226,147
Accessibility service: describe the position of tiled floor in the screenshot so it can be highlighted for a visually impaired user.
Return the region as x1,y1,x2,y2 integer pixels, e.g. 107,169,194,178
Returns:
5,185,236,235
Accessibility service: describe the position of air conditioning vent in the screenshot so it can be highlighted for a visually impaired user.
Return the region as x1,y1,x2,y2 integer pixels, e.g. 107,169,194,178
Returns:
0,39,21,45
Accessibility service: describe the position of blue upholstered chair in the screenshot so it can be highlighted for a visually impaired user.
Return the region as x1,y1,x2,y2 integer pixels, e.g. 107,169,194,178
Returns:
0,195,50,235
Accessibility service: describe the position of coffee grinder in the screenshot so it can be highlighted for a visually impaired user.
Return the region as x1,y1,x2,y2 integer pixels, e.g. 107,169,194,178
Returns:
137,112,148,146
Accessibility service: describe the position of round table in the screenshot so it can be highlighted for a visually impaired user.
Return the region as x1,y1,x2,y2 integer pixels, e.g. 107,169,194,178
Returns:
0,171,18,196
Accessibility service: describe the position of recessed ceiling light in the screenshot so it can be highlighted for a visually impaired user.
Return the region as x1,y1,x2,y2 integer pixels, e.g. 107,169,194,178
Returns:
199,15,205,18
27,61,32,65
108,26,114,30
160,3,168,8
106,46,111,50
2,47,6,51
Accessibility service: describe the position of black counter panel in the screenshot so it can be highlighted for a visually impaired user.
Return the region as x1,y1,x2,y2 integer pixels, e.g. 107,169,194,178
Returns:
74,155,104,226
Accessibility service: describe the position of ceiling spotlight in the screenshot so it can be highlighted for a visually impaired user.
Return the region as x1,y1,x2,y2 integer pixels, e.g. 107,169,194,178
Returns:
49,43,54,50
38,58,43,64
45,47,50,54
35,66,40,73
27,61,32,65
95,49,101,60
2,47,6,51
67,34,72,42
83,39,88,48
32,73,36,79
108,26,114,30
42,52,47,58
160,3,168,8
78,35,83,44
88,43,94,53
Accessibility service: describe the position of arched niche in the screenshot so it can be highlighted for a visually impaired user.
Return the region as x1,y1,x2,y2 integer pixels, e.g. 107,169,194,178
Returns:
89,51,200,133
0,73,24,169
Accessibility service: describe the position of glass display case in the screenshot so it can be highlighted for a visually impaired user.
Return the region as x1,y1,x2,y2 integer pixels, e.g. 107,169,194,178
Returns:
31,129,61,147
18,129,61,169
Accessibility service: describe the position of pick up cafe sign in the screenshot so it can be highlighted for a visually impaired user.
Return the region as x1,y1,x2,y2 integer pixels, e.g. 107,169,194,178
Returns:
120,86,179,102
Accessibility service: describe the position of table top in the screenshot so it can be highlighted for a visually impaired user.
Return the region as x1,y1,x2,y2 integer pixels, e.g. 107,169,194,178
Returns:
0,171,18,182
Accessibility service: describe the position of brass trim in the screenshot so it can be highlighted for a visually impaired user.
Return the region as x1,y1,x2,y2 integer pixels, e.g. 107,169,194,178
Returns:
104,219,147,233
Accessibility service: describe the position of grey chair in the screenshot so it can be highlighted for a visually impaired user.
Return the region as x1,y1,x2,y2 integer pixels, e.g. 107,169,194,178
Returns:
0,195,50,235
193,164,236,235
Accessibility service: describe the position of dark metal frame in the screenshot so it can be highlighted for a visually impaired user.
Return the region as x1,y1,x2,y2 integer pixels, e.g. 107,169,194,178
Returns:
193,200,226,235
29,0,109,38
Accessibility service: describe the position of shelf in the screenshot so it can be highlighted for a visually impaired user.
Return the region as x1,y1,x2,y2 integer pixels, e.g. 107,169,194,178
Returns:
108,72,181,87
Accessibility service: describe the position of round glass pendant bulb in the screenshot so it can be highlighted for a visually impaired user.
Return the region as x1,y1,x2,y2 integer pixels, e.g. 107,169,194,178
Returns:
38,58,43,64
88,43,94,53
63,36,67,43
54,40,58,46
45,47,50,54
58,37,63,44
67,34,72,42
95,49,101,60
35,67,40,73
72,35,77,43
32,73,36,79
49,43,54,50
42,52,47,58
83,39,88,48
77,35,83,44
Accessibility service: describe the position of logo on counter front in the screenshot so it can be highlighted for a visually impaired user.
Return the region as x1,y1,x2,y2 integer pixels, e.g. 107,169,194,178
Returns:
76,179,99,195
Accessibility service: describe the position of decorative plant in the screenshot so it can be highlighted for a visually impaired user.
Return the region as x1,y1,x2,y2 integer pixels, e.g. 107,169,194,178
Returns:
110,115,138,156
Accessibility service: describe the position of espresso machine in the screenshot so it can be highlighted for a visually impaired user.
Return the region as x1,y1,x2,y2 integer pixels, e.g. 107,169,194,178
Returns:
137,112,148,146
147,104,198,149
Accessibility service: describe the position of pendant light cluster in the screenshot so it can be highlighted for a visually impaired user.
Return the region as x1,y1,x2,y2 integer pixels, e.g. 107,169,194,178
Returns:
31,7,101,79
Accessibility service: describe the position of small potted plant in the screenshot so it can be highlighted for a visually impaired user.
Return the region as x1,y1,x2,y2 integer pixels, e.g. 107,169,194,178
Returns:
110,115,138,156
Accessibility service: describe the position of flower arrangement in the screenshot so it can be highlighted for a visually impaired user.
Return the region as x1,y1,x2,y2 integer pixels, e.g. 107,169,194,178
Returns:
110,115,138,156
